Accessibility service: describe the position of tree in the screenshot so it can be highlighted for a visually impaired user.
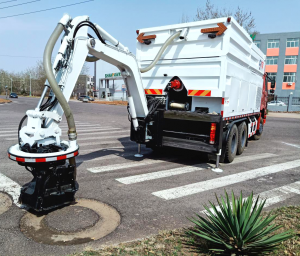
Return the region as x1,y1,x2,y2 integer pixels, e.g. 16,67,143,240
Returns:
191,0,256,34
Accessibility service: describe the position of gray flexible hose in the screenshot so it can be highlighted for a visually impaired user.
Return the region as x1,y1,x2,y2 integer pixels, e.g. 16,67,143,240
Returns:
140,31,181,73
43,24,77,140
86,55,99,62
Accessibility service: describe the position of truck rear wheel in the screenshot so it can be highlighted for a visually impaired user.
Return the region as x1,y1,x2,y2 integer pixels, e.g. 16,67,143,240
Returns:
237,122,247,155
224,124,238,163
253,118,263,140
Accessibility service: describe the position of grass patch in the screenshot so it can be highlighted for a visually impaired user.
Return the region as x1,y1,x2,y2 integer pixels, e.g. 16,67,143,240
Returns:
74,205,300,256
0,98,11,104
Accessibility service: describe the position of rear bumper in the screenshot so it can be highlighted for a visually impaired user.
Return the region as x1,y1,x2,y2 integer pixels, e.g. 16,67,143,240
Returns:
131,110,224,154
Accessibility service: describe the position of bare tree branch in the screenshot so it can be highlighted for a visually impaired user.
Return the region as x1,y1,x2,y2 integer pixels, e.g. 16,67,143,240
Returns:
182,0,257,34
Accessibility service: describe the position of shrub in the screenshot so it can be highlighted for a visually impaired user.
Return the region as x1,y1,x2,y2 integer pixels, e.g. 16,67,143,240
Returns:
186,191,294,255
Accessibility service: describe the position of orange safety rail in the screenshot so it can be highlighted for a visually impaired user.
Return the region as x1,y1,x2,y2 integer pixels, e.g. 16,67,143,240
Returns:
144,89,163,95
188,90,211,96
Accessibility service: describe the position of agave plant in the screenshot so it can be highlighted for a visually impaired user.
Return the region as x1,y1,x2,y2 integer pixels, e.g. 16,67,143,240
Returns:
186,191,294,255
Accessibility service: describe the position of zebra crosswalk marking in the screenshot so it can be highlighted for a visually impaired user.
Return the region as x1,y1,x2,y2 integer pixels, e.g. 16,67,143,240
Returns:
152,159,300,200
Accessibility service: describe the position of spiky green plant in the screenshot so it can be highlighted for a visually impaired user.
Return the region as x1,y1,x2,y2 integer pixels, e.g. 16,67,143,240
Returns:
186,191,294,255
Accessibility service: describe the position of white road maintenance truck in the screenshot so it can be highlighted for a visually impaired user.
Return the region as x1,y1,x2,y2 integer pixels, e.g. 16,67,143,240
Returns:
8,15,272,211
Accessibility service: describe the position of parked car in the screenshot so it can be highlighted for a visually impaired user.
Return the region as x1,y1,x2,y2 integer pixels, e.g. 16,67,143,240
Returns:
77,95,87,101
78,95,94,101
9,92,18,98
268,100,287,106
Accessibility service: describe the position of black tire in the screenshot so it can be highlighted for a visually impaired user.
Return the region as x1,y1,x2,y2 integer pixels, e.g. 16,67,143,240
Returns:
253,118,263,140
224,124,238,163
237,122,247,155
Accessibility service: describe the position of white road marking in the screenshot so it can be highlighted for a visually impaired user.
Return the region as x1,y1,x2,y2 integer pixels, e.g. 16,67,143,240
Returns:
74,130,130,137
116,165,205,184
0,172,21,206
79,145,137,153
152,159,300,200
282,142,300,149
0,127,121,137
79,138,130,146
116,153,277,185
201,181,300,214
88,159,171,173
77,152,137,164
4,130,130,140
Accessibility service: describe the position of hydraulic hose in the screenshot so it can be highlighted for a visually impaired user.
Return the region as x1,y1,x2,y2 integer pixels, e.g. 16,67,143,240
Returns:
140,31,181,73
43,23,77,140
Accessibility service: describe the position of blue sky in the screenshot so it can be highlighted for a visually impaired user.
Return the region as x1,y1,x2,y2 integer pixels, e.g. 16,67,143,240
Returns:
0,0,299,81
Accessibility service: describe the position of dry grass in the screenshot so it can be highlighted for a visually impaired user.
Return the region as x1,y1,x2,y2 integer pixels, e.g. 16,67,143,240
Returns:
75,205,300,256
0,98,11,104
90,100,128,106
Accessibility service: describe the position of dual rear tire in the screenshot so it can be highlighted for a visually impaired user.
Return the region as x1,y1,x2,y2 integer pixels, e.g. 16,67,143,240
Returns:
224,122,247,163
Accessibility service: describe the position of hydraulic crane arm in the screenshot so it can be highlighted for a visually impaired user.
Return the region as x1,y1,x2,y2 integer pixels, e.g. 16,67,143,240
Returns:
8,13,181,211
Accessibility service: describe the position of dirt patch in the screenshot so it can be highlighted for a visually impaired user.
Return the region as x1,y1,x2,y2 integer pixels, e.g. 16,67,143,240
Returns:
0,193,12,215
20,198,120,246
90,101,128,106
0,98,11,104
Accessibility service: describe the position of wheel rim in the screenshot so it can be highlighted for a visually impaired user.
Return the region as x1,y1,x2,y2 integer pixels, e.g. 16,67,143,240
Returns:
231,133,237,154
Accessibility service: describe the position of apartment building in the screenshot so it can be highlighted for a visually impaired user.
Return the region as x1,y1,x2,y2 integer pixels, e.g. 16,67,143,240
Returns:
254,32,300,97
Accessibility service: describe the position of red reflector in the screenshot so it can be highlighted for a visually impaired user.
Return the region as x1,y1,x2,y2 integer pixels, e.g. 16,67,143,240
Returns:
210,123,217,145
16,157,25,162
136,30,139,35
227,17,231,23
57,155,67,161
36,158,46,163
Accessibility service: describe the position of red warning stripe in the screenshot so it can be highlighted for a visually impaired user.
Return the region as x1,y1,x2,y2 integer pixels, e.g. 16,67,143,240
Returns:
144,89,163,95
8,151,79,163
188,90,211,96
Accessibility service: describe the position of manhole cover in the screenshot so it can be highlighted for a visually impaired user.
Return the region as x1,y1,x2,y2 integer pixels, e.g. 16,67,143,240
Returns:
20,198,121,245
45,206,100,233
0,193,12,215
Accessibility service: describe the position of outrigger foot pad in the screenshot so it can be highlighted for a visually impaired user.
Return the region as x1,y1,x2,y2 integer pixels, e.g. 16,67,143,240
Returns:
19,163,78,211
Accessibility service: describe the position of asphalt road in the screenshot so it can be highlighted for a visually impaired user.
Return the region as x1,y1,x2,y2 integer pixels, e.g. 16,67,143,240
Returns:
0,96,300,255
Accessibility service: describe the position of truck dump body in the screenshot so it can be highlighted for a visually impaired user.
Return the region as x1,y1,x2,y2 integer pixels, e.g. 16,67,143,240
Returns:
136,17,266,119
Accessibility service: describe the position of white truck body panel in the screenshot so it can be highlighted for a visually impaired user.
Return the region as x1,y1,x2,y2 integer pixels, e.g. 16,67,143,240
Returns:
136,17,266,118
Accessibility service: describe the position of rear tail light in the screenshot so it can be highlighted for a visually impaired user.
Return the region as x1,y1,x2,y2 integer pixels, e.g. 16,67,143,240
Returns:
209,123,217,144
136,30,139,35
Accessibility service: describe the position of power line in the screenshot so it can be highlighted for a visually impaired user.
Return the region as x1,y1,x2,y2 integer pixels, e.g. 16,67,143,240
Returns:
0,0,17,4
0,0,94,19
0,54,42,58
0,0,40,10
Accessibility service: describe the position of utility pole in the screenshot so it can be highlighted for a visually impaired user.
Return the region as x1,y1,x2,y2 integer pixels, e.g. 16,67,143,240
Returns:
29,73,32,96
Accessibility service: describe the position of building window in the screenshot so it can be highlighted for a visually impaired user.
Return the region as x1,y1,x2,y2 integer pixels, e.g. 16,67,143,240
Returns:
267,39,279,48
254,40,261,48
266,56,278,65
268,72,277,81
285,56,298,64
286,38,299,48
283,72,296,82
